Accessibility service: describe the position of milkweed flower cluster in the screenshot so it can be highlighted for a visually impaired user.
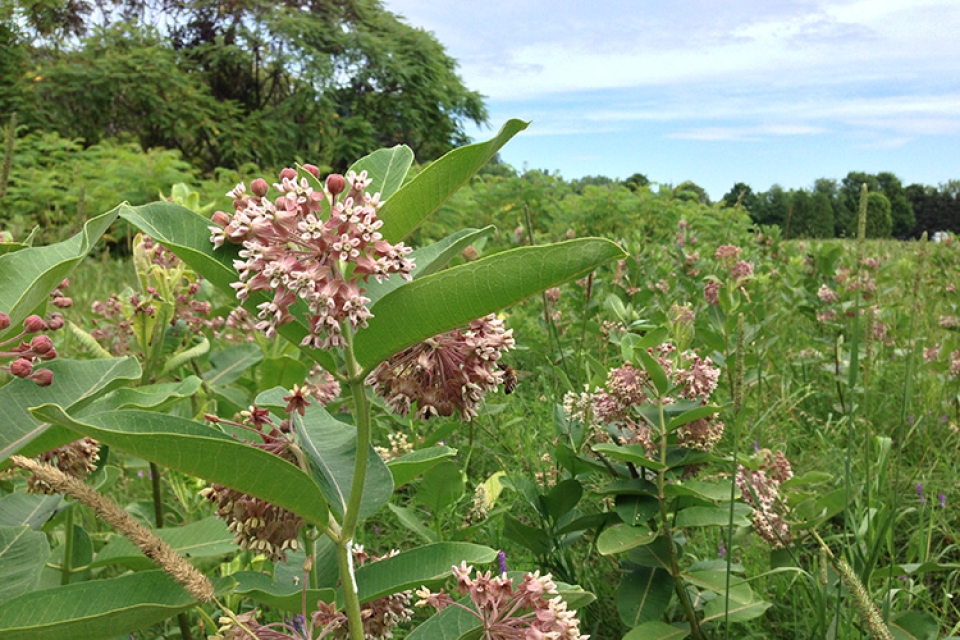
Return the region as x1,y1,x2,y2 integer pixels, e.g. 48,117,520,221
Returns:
569,344,724,455
200,407,306,562
0,311,61,386
210,167,415,349
26,437,100,494
415,562,588,640
366,314,515,421
736,448,794,548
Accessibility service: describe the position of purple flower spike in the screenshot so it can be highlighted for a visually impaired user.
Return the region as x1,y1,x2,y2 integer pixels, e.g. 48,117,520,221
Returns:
939,493,947,509
753,440,760,454
718,539,727,558
498,550,508,575
916,482,926,503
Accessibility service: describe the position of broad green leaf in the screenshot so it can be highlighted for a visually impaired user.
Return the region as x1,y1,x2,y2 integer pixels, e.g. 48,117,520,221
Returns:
0,526,49,601
595,478,658,496
635,349,670,396
119,202,337,373
387,445,457,488
348,145,415,201
0,570,234,640
0,207,118,341
92,517,237,569
207,344,263,387
780,471,833,489
365,227,494,307
592,443,666,471
664,479,734,502
293,403,393,519
616,494,660,526
701,597,771,624
82,377,202,415
0,493,61,529
617,565,674,627
231,570,335,612
875,561,960,576
407,602,483,640
667,404,722,431
0,357,140,465
387,503,437,544
682,571,751,602
623,621,690,640
259,356,308,391
597,524,657,555
416,460,465,513
503,514,552,556
541,478,582,522
30,405,329,527
889,611,939,640
628,535,675,571
355,238,626,368
378,120,528,242
675,506,750,528
355,542,497,603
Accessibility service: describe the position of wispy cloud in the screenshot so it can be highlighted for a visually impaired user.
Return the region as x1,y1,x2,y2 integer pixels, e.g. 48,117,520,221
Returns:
668,124,828,142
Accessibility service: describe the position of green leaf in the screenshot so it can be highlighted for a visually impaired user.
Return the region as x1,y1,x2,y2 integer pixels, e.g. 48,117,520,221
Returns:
0,207,118,341
0,526,49,601
889,611,940,640
592,443,666,471
231,571,335,612
663,480,734,502
667,404,722,431
635,349,670,396
355,543,496,603
119,202,337,372
82,377,202,414
365,227,494,307
378,120,528,243
875,561,960,576
628,535,674,571
348,145,415,201
387,446,457,488
407,603,483,640
0,570,233,640
354,238,624,368
597,524,657,555
701,597,771,624
207,344,263,387
259,356,308,391
542,478,582,522
0,357,140,465
416,460,465,514
30,405,329,527
595,478,659,497
293,404,393,520
0,493,61,529
503,514,552,556
682,571,750,600
387,503,437,544
617,565,674,627
623,621,690,640
92,517,237,569
616,494,660,526
675,506,750,528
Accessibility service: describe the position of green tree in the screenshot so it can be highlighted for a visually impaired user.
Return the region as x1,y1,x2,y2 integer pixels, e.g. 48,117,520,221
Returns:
847,191,892,238
837,172,880,237
624,172,650,192
675,180,711,205
754,184,789,227
876,172,915,237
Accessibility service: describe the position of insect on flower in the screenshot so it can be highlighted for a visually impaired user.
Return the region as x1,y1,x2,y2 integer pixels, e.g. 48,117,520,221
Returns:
499,362,518,394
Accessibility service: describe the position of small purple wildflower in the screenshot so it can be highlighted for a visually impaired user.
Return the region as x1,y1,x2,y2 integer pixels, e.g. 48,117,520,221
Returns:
498,550,508,575
939,493,947,509
909,414,914,425
753,440,760,454
718,539,727,559
943,415,949,424
916,482,926,504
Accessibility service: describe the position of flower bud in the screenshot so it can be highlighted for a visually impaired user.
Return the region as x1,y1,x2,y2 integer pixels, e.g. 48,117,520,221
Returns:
0,312,9,331
30,334,54,355
32,369,54,386
461,246,479,262
211,210,231,227
40,347,57,361
250,178,269,198
326,173,347,197
46,313,64,331
10,357,33,377
23,315,46,333
279,168,297,181
53,296,73,308
303,164,321,179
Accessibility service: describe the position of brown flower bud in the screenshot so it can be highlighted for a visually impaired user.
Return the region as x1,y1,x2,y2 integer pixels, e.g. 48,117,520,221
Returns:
0,312,9,331
46,313,64,331
32,369,54,386
211,210,231,227
461,246,479,261
326,173,347,197
10,357,33,377
303,164,321,179
279,168,297,181
250,178,269,198
52,296,73,308
23,315,46,333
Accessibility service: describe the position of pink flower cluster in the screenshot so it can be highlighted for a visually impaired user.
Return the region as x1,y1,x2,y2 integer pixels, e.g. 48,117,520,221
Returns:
210,167,414,349
415,562,588,640
576,344,724,454
0,312,61,386
366,314,515,421
736,449,794,548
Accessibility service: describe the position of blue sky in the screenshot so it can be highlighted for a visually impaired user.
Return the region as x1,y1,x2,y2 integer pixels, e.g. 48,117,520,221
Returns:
381,0,960,200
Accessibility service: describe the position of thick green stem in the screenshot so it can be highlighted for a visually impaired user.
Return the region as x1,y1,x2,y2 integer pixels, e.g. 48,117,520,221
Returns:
335,333,373,640
656,399,703,640
60,507,74,585
150,462,164,527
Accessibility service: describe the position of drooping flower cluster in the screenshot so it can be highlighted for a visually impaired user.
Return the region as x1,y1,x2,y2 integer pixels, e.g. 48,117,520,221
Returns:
572,344,724,455
210,167,414,349
736,448,794,548
200,408,306,562
27,438,100,493
415,562,588,640
0,311,61,386
366,314,515,421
